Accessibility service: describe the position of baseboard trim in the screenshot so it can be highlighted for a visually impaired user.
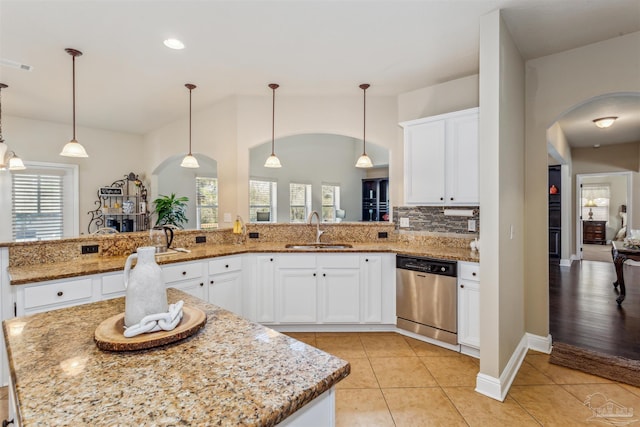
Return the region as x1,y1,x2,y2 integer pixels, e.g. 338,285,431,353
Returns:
559,258,572,267
527,333,552,354
475,333,532,402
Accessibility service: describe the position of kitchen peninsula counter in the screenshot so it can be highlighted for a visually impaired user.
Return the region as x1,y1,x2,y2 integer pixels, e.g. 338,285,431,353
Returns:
7,241,479,286
3,288,349,426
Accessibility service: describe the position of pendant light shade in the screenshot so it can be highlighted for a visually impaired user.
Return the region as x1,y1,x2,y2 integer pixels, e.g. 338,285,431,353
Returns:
60,48,88,158
264,83,282,168
0,83,26,171
180,83,200,169
356,83,373,168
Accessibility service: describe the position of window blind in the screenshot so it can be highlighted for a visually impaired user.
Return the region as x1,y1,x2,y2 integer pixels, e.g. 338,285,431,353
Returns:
290,183,311,223
249,179,276,222
581,184,610,222
12,171,64,241
196,177,218,229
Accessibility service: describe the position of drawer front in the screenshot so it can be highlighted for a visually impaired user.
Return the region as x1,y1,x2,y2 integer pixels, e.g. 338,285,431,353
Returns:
459,262,480,282
24,278,93,309
278,254,317,269
102,273,126,296
163,262,203,283
317,254,360,269
208,256,242,275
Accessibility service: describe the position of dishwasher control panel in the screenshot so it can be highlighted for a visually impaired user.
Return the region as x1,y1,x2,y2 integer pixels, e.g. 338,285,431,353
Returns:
396,255,457,277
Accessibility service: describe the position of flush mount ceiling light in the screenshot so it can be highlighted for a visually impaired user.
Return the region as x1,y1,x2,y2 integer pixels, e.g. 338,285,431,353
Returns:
264,83,282,168
0,83,26,171
355,83,373,168
180,83,199,168
163,39,185,50
593,116,618,128
60,48,88,158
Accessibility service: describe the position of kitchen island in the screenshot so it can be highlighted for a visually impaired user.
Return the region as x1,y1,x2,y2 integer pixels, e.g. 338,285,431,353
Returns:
3,288,349,426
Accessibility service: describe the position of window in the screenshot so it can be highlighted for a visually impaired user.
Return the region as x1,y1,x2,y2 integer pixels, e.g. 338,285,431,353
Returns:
321,184,341,222
249,179,277,222
12,162,78,241
289,183,311,223
581,184,610,222
196,177,218,229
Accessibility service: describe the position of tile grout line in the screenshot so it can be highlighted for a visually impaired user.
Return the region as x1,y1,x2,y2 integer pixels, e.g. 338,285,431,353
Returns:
358,334,396,426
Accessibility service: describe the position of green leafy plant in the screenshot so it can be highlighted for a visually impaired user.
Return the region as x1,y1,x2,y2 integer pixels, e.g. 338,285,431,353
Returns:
153,193,189,228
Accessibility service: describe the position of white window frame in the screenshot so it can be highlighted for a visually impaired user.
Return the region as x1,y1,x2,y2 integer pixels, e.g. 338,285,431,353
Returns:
321,183,341,223
289,182,312,223
249,178,277,223
11,161,79,241
196,176,218,229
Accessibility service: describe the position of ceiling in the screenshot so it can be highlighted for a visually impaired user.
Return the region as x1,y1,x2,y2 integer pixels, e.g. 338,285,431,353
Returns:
1,0,639,140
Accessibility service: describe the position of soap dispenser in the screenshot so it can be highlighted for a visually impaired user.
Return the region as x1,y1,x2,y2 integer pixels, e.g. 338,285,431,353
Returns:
233,215,245,245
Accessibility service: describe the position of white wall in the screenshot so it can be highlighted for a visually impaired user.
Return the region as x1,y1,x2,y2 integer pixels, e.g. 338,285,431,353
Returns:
525,31,640,337
0,116,144,236
478,8,526,390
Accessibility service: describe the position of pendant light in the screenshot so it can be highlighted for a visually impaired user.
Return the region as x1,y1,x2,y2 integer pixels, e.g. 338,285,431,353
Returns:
180,83,200,168
0,83,26,171
60,48,89,158
355,83,373,168
264,83,282,168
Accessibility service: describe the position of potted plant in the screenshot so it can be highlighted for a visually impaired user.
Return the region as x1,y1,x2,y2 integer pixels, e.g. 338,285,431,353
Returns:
153,193,189,228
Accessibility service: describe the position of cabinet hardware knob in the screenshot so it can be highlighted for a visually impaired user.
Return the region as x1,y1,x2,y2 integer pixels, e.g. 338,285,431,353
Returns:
472,272,476,276
225,264,229,268
270,258,273,262
57,291,63,297
182,271,187,275
440,197,444,201
365,259,369,262
323,273,326,277
460,285,464,288
450,197,454,201
210,280,214,284
200,283,204,287
313,273,316,277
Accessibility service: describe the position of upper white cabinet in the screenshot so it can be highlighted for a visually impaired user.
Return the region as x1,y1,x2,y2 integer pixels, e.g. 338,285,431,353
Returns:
400,107,479,205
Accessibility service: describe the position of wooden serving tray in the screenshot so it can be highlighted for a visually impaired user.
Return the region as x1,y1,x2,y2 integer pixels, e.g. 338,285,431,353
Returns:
94,305,207,352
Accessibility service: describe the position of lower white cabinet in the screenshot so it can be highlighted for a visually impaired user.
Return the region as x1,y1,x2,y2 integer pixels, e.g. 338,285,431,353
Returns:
319,255,361,323
163,260,207,301
208,255,243,315
458,261,480,354
15,276,94,316
254,255,277,323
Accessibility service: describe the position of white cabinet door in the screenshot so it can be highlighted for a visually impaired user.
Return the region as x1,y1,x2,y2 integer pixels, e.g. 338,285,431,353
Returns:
361,255,382,323
403,119,446,204
208,272,242,315
458,262,480,350
446,112,479,205
277,268,317,323
256,255,277,323
320,268,360,323
170,278,206,301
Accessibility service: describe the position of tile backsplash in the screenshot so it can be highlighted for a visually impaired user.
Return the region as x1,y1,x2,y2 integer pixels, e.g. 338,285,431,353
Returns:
393,206,480,234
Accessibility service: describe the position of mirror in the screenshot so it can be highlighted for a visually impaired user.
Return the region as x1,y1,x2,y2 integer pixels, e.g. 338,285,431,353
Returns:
152,154,218,229
249,133,389,223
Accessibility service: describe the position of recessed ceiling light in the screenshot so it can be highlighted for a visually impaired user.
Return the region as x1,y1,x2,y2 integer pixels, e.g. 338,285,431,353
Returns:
593,144,601,148
163,38,184,50
592,116,617,128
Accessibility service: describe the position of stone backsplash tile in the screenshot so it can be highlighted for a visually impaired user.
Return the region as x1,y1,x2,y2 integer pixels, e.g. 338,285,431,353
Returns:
393,206,480,235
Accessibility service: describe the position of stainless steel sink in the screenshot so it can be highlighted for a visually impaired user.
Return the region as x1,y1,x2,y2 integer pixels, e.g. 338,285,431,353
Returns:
285,243,353,250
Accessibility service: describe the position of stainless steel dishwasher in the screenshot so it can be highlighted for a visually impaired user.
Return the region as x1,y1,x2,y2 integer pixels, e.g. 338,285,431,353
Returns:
396,255,458,345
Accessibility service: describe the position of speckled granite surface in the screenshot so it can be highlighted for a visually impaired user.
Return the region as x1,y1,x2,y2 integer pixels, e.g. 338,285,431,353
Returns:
3,288,350,426
7,241,479,285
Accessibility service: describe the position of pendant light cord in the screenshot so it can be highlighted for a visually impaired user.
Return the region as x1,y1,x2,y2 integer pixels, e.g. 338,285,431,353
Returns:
72,53,76,141
0,84,5,144
189,86,192,155
271,85,276,156
362,85,366,155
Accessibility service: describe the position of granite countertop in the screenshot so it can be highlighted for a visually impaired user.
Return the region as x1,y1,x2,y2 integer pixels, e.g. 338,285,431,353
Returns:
3,288,350,426
7,242,479,285
7,242,480,285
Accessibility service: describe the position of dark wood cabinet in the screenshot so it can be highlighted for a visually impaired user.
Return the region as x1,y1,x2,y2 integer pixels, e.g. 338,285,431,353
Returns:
583,221,607,245
548,166,561,258
362,178,389,222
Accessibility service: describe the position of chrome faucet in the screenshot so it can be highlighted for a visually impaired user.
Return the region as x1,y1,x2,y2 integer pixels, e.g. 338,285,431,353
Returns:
307,211,325,243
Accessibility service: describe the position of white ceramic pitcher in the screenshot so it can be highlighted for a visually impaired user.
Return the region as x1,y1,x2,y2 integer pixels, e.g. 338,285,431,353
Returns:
123,246,168,327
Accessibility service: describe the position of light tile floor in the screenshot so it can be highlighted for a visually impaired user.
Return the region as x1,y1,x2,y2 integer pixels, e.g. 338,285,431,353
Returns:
2,332,638,426
286,332,640,426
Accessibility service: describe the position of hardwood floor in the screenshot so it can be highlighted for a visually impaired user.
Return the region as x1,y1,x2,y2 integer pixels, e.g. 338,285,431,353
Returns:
550,259,640,360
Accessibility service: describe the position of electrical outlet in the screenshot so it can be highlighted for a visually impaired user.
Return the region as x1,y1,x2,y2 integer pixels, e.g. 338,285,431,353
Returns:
195,236,206,244
378,232,388,239
248,232,259,239
468,219,476,232
399,218,410,228
81,244,99,254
